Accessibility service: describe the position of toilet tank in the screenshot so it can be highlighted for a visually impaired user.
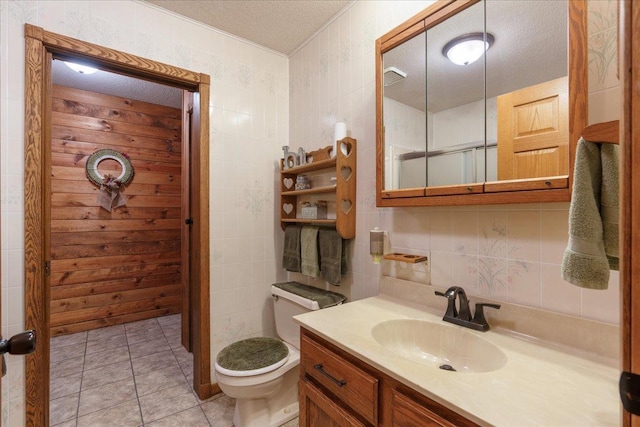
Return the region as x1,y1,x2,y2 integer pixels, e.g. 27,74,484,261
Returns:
271,282,346,350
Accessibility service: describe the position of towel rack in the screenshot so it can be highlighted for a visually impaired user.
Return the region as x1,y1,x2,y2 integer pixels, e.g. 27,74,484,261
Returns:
582,120,619,145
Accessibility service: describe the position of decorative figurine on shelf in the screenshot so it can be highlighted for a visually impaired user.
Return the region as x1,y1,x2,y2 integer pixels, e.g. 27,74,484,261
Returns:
295,175,311,191
300,200,328,219
282,145,299,170
297,147,307,166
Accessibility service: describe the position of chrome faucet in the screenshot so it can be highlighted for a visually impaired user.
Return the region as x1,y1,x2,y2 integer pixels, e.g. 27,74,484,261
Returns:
435,286,500,332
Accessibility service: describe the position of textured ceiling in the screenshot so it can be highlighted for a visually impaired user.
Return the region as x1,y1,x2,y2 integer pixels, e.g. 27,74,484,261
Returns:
51,59,184,109
145,0,351,55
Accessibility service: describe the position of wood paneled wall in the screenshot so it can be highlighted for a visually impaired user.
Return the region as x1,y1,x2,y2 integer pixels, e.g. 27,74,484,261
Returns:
49,85,183,336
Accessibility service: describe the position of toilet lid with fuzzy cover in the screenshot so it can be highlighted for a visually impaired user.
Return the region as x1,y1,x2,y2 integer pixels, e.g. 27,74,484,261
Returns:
215,337,289,377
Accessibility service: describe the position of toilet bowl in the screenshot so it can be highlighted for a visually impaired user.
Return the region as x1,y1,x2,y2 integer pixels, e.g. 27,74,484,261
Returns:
214,282,346,427
216,342,300,427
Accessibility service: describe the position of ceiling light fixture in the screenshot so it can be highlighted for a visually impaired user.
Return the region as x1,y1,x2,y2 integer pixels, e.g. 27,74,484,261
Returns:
442,33,494,66
383,66,407,86
64,61,98,75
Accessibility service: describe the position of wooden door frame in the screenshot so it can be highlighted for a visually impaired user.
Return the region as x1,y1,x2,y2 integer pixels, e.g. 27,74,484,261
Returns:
621,1,638,425
23,24,212,426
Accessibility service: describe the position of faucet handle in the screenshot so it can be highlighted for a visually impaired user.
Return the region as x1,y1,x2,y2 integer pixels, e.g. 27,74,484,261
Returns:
434,290,458,318
472,303,501,331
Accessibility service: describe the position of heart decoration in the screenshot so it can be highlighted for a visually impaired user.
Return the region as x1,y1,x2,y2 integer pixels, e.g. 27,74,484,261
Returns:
283,203,294,215
340,166,352,181
340,199,352,214
283,178,294,189
340,140,353,156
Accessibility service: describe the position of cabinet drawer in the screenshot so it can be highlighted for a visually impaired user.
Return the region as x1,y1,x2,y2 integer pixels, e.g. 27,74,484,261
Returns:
301,334,378,425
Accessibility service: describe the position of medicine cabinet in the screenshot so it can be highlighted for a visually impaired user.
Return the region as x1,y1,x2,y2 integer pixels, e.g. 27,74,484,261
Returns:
376,0,587,206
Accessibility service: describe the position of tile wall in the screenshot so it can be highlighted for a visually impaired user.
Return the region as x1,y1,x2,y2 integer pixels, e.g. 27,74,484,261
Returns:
0,1,288,425
587,0,619,124
288,0,620,328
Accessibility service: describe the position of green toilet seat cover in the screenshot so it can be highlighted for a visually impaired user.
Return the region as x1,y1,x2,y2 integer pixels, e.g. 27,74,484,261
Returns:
216,337,289,377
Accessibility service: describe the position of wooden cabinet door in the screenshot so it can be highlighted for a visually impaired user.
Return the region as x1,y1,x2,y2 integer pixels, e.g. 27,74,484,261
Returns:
299,379,366,427
497,76,569,180
390,390,456,427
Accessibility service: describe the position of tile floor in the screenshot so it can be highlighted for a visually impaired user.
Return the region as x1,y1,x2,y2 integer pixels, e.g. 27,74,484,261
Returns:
49,314,299,427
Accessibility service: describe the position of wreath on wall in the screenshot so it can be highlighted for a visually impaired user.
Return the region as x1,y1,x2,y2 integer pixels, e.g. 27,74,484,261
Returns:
85,149,135,186
85,149,134,212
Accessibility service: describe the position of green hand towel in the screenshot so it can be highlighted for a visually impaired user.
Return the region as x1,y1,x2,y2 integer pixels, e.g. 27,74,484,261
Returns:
319,228,344,285
282,225,302,272
561,139,610,289
600,143,619,271
301,226,320,278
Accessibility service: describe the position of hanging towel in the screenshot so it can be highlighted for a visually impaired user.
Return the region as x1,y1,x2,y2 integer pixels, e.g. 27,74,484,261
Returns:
282,225,302,272
301,226,320,278
561,138,616,289
341,238,349,276
600,143,619,270
319,228,344,285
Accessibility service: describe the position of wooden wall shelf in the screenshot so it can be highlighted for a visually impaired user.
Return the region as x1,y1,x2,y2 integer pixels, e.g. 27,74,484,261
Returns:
281,185,337,196
280,138,357,239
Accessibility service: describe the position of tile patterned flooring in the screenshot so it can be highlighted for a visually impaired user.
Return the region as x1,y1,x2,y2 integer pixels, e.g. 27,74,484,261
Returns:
49,314,252,426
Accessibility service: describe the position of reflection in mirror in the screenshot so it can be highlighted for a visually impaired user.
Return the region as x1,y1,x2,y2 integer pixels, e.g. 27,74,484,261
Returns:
488,1,568,181
426,1,485,187
382,32,426,190
380,0,570,192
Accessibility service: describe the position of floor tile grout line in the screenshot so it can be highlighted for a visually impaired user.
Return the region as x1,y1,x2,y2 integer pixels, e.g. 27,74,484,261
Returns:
71,332,89,426
127,319,157,426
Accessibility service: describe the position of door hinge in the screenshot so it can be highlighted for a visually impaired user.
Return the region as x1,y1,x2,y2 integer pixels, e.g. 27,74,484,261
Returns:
44,260,50,277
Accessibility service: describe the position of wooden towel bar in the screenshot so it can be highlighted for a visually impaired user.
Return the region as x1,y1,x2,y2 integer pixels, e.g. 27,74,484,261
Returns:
582,120,619,145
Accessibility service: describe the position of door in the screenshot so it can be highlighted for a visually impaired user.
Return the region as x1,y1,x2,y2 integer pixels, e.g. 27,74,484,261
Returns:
182,92,192,351
497,76,569,180
620,1,639,425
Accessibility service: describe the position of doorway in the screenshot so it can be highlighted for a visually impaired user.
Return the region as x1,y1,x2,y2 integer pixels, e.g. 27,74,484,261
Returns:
23,24,212,426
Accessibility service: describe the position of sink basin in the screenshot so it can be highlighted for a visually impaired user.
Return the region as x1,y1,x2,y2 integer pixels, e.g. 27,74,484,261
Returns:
371,319,507,373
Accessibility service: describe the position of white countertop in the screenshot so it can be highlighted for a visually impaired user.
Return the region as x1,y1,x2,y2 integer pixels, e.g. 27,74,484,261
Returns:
294,295,620,427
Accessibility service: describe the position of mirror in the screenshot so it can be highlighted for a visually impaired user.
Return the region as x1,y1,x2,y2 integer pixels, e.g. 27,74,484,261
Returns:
382,31,426,190
376,0,585,205
426,2,485,187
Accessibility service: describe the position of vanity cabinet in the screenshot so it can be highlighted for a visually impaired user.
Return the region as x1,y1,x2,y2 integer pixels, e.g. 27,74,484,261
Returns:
299,328,479,427
280,137,356,239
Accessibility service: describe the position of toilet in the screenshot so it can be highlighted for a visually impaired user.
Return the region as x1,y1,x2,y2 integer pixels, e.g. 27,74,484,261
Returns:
214,281,346,427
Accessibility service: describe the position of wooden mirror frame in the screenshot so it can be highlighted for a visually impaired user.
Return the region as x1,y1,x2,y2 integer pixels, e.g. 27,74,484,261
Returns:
375,0,587,207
